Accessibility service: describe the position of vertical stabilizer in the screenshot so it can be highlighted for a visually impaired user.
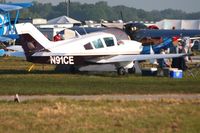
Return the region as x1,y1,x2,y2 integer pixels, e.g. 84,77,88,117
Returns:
15,23,52,60
15,23,51,48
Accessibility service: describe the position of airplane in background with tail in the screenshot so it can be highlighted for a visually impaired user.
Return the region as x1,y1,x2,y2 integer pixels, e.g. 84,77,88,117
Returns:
5,22,185,75
0,2,32,56
68,22,200,57
0,3,32,42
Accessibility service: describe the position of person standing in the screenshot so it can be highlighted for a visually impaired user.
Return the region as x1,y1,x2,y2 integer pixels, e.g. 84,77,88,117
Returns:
53,32,62,41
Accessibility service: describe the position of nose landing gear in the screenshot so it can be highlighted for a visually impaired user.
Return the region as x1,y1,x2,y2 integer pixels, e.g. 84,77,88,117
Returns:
117,66,136,75
117,67,126,75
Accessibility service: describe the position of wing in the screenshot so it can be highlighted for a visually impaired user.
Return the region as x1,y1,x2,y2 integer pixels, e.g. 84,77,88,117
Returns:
88,53,186,63
135,29,200,40
0,3,32,12
0,4,21,12
9,3,33,8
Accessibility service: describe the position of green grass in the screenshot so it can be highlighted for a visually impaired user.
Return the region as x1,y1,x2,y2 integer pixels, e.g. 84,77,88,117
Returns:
193,50,200,55
0,57,200,95
0,99,199,133
0,57,200,133
0,74,200,95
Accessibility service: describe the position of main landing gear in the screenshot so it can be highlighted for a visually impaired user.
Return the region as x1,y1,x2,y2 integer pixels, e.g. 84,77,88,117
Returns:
55,65,79,73
117,67,126,75
117,66,136,75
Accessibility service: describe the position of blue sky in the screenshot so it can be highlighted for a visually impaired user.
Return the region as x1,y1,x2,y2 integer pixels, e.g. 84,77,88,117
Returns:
6,0,200,13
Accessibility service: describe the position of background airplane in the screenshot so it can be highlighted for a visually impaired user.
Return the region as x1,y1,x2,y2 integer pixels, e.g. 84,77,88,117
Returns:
67,22,199,70
66,22,200,55
0,2,32,56
124,22,200,42
0,3,32,42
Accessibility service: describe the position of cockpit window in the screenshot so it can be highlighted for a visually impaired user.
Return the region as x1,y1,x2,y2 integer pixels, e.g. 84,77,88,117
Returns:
92,39,104,49
84,43,93,50
104,37,115,47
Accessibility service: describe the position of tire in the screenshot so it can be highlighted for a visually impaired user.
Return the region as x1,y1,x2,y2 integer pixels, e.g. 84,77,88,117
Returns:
117,67,126,75
69,65,78,74
55,65,79,73
128,67,135,74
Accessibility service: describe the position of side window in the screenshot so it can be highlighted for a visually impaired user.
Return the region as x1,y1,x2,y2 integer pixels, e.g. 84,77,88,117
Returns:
92,39,104,49
84,43,93,50
104,37,115,47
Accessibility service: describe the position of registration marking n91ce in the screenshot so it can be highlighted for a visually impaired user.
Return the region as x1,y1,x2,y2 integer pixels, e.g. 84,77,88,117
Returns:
50,56,74,65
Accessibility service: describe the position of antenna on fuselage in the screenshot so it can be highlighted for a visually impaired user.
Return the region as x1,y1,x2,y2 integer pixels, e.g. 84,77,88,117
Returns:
75,30,81,38
82,26,88,34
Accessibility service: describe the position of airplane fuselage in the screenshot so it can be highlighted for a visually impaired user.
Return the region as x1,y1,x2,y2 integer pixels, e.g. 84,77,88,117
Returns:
26,32,143,66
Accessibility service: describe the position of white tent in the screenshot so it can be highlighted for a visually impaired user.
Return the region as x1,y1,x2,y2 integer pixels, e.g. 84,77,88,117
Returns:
156,19,200,29
48,16,81,24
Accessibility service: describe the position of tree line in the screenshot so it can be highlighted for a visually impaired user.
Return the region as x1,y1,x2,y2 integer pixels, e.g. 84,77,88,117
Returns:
15,1,200,22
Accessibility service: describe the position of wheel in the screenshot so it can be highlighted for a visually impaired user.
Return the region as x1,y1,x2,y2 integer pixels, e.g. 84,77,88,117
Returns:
128,67,135,74
69,65,79,74
55,65,79,73
117,67,126,75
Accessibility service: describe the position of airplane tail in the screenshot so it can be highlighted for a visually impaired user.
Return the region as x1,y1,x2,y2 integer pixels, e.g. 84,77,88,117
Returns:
15,23,52,61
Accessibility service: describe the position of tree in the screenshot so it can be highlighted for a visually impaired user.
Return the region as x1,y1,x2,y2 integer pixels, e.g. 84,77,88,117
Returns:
16,1,200,22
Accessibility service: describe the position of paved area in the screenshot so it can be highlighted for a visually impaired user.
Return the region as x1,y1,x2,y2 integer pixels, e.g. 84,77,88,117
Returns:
0,94,199,102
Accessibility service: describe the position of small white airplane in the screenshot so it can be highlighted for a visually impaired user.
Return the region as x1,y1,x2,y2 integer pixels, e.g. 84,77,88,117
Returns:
7,23,186,75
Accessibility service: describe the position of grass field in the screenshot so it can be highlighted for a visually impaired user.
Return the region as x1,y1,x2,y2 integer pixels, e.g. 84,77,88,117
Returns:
0,57,200,95
0,57,200,133
0,99,199,133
